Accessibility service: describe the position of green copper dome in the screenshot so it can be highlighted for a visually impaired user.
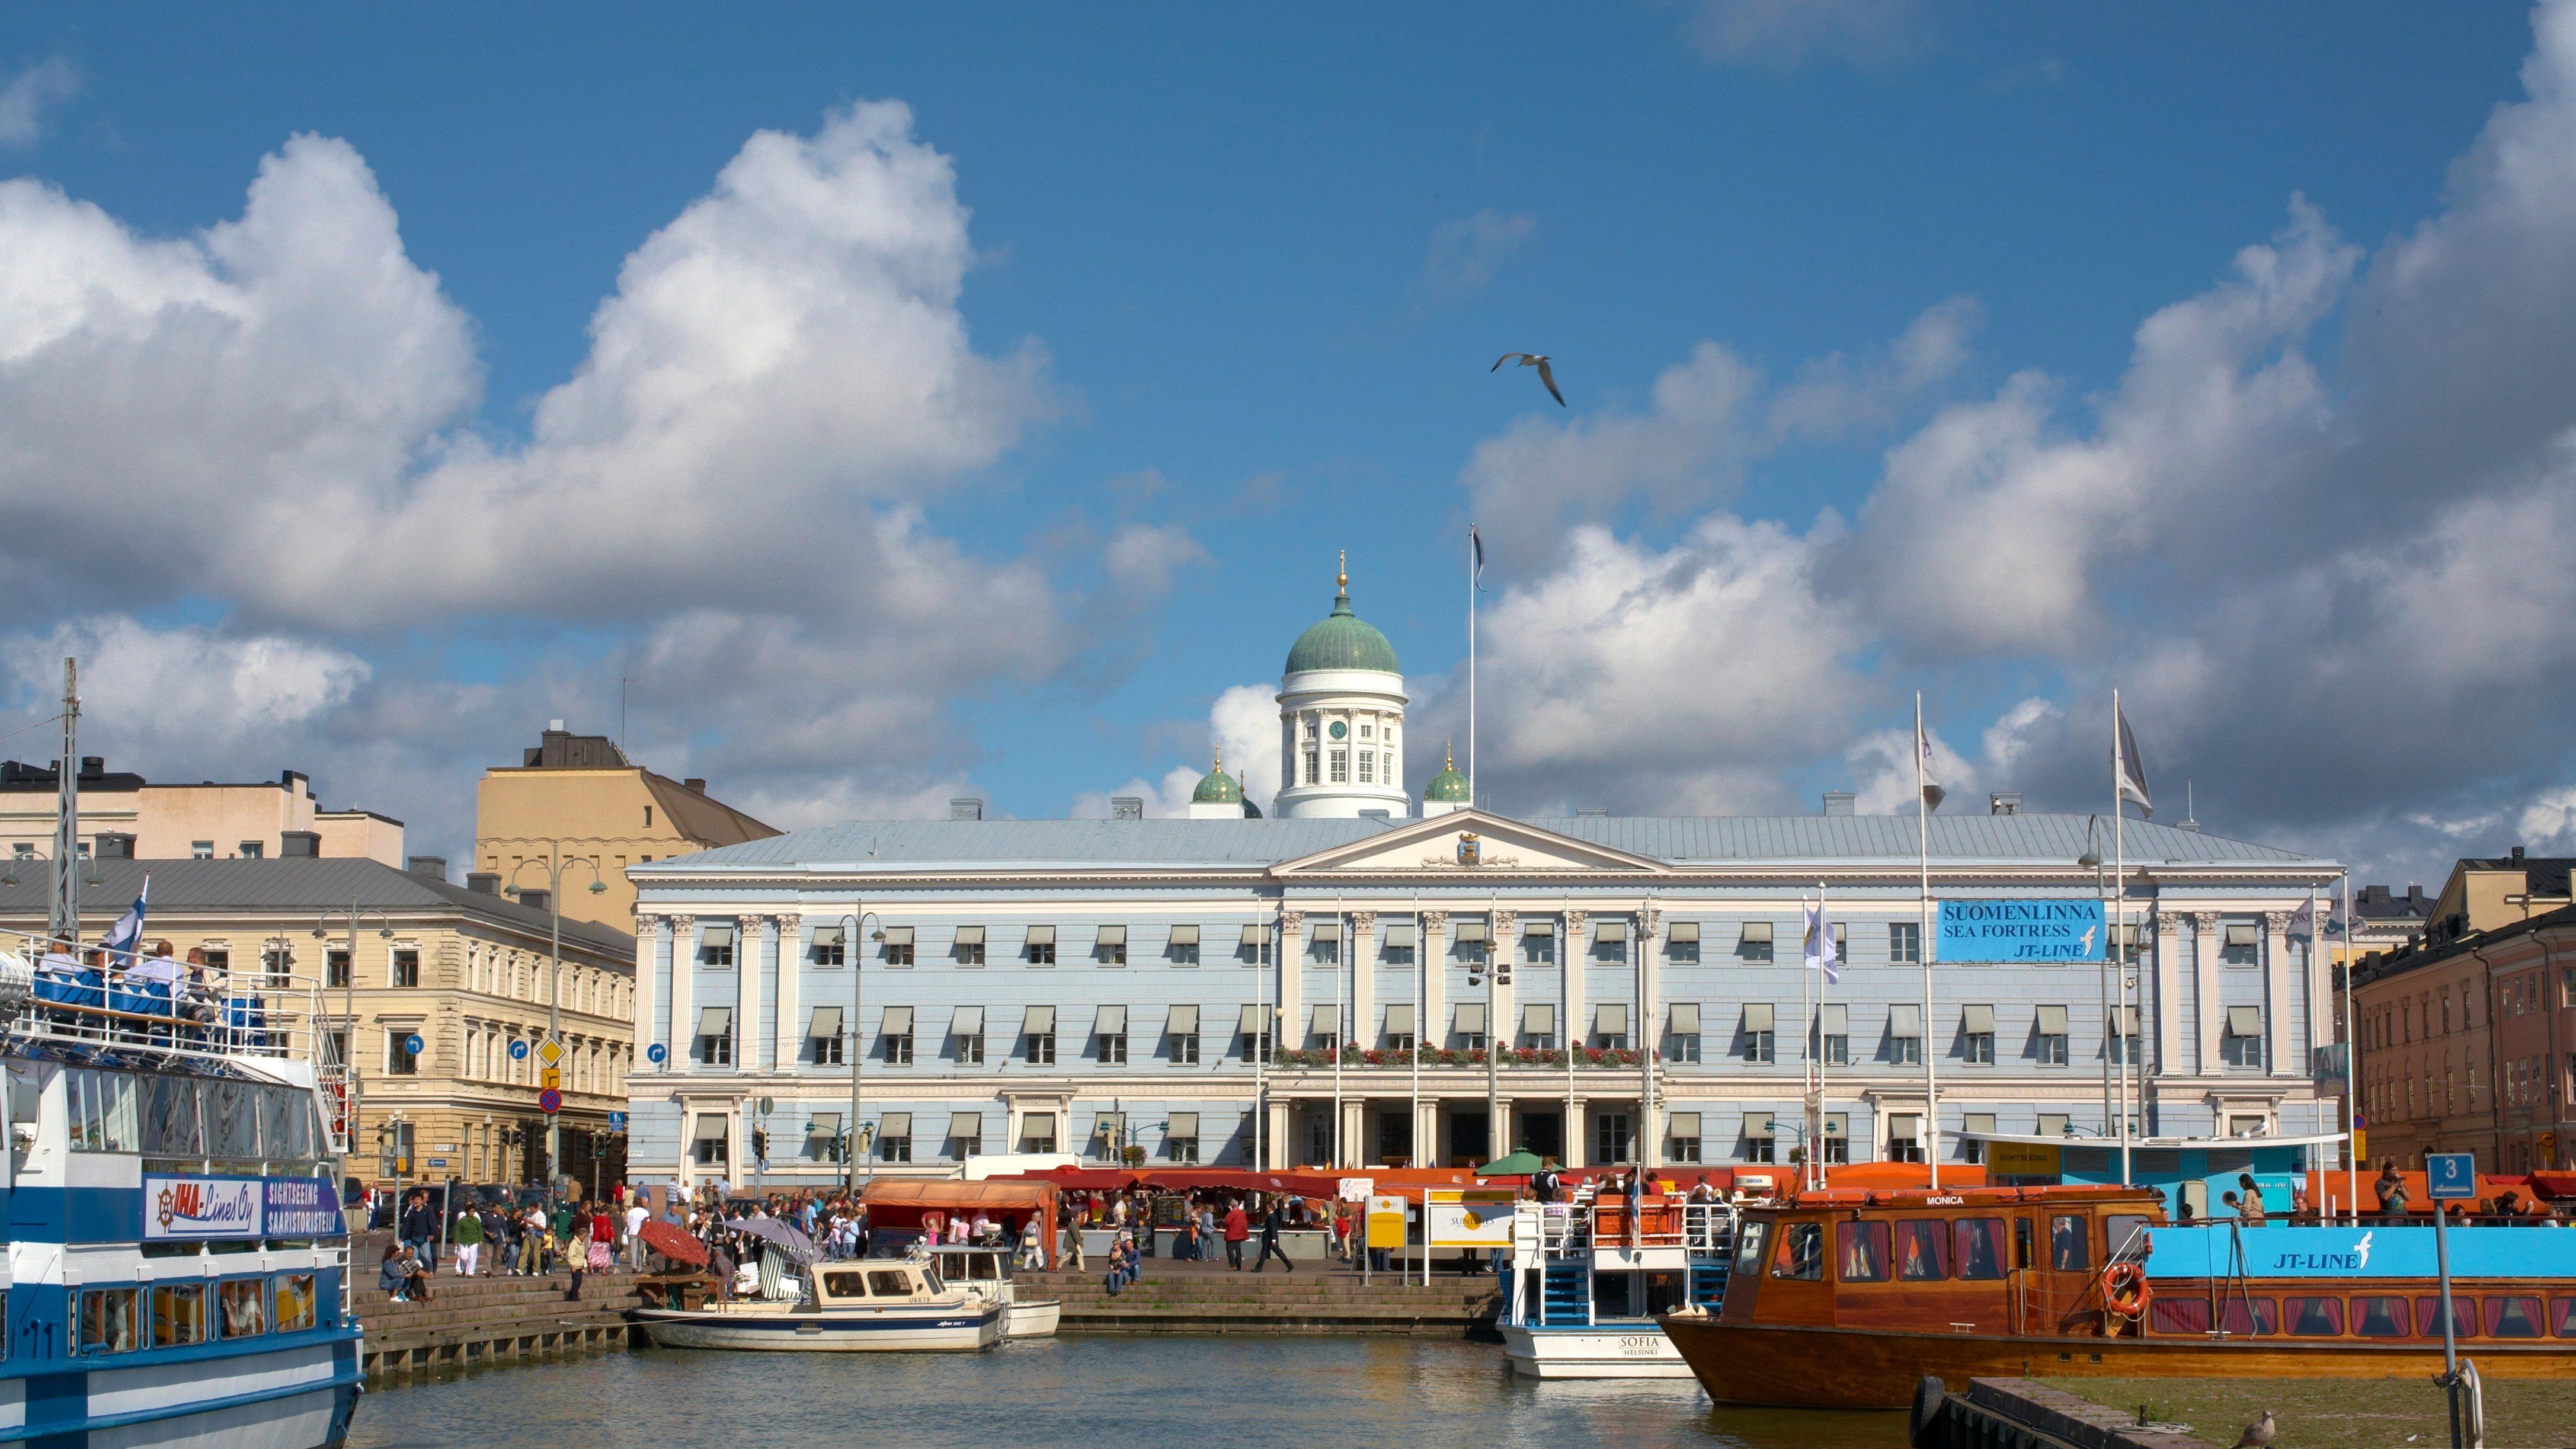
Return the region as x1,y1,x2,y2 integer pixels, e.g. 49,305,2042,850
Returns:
1191,752,1243,804
1423,745,1471,803
1284,564,1400,676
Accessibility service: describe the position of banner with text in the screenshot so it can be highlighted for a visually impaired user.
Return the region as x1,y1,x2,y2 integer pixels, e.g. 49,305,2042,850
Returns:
1936,900,2107,962
145,1175,345,1241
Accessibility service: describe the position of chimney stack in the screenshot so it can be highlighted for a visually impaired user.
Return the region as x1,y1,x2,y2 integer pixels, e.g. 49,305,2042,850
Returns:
1821,791,1855,817
951,797,985,821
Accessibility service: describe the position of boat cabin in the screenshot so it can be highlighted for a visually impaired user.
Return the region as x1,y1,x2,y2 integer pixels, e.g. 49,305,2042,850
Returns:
811,1261,946,1308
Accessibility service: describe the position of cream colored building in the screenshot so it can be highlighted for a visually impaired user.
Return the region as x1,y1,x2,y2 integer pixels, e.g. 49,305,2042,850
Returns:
0,856,635,1192
475,724,777,932
0,757,402,865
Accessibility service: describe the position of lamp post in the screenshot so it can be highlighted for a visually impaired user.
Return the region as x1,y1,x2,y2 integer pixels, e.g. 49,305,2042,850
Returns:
311,906,393,1179
838,910,879,1194
499,842,609,1186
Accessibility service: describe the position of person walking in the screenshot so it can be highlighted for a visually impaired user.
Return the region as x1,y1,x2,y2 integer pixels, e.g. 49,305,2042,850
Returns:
1252,1199,1294,1274
399,1191,436,1271
625,1197,650,1271
1223,1199,1250,1271
449,1204,483,1276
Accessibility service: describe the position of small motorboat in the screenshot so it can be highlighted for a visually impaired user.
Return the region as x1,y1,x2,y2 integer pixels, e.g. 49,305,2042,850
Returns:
925,1245,1062,1339
630,1256,1001,1352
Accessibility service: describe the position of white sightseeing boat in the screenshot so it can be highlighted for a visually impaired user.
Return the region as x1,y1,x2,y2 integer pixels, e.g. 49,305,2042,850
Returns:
631,1257,1003,1352
924,1245,1061,1339
1497,1192,1736,1379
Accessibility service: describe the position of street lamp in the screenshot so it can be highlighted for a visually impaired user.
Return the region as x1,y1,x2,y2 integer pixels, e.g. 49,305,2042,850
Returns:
497,841,610,1187
311,905,393,1178
836,910,881,1193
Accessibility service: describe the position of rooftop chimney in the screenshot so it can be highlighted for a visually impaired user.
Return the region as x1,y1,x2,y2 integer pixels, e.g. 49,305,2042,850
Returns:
1988,791,2021,815
549,718,565,731
1110,796,1144,821
2511,845,2527,863
466,872,501,895
951,797,985,821
1576,808,1608,818
95,832,135,859
1821,791,1855,817
79,756,104,777
683,778,706,792
408,855,448,881
280,830,321,858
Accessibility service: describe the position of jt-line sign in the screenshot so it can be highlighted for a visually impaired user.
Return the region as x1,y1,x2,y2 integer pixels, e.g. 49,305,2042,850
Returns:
1936,900,2107,963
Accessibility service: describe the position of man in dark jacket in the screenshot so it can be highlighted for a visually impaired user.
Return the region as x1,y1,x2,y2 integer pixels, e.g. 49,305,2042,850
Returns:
1252,1200,1294,1273
399,1191,438,1271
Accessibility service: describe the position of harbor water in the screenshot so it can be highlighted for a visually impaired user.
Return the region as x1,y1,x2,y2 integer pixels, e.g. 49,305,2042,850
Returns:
348,1338,1905,1448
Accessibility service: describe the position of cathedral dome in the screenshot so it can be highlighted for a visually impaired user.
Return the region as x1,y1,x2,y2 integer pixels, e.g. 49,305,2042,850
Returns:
1191,753,1243,804
1423,745,1470,804
1284,571,1399,676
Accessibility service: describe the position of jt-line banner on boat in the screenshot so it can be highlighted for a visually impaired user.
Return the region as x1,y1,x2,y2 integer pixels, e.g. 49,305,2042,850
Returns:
1935,900,2106,962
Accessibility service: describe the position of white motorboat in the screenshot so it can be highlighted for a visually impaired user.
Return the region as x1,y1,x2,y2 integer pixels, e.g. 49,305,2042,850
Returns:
1497,1195,1736,1380
926,1245,1062,1339
631,1258,1002,1352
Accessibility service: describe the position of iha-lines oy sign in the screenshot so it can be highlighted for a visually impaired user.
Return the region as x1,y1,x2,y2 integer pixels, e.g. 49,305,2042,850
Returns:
145,1175,347,1240
1935,900,2108,962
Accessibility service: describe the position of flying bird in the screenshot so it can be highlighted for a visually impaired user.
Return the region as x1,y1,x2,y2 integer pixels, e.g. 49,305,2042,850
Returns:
1492,352,1564,406
2228,1410,2276,1449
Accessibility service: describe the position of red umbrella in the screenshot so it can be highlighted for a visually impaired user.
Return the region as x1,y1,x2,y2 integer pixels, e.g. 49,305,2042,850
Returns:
638,1218,708,1268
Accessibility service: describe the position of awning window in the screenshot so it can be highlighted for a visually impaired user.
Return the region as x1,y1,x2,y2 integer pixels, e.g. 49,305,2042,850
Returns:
879,1112,911,1138
1383,1004,1415,1035
1166,1005,1200,1035
1595,920,1628,943
2037,1113,2069,1137
1310,921,1342,943
2035,1005,2068,1035
2226,1005,2263,1038
1740,920,1773,943
1889,1003,1924,1035
1025,925,1057,946
1023,1006,1057,1034
953,925,986,946
807,1006,843,1039
1092,1112,1124,1134
1963,1112,1997,1135
1308,1005,1337,1036
1743,1114,1775,1140
807,1112,841,1137
2113,1005,2140,1034
1963,1004,1996,1034
700,925,736,947
880,926,914,946
881,1006,914,1035
813,926,846,946
1889,1114,1921,1137
1666,922,1700,943
1819,1003,1847,1034
1383,922,1417,948
1096,925,1127,947
950,1006,984,1035
1452,920,1490,943
1668,1003,1701,1035
1521,920,1554,939
1742,1003,1775,1032
695,1007,732,1037
1095,1005,1128,1035
1668,1112,1701,1137
1167,1112,1199,1139
1593,1003,1628,1035
1453,1003,1487,1035
1520,1003,1555,1036
1168,925,1200,946
2224,922,2259,947
1238,924,1272,948
1823,1113,1848,1137
946,1111,983,1138
1236,1005,1265,1035
693,1115,729,1142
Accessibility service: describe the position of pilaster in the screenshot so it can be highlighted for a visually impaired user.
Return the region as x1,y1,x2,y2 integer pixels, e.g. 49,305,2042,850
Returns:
2193,911,2222,1076
1278,910,1304,1052
668,914,695,1074
2263,910,2295,1077
1421,911,1448,1050
634,914,664,1073
1349,911,1376,1050
1562,908,1587,1051
775,913,804,1073
1340,1099,1365,1170
736,915,766,1074
2152,913,2179,1081
1492,908,1517,1047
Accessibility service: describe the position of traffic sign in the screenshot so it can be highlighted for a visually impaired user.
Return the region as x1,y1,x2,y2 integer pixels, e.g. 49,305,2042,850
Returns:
758,1096,775,1115
2542,1130,2559,1165
538,1088,562,1115
508,1039,530,1061
2426,1152,2477,1199
541,1067,561,1090
607,1111,627,1132
646,1043,667,1064
537,1038,565,1067
402,1034,424,1056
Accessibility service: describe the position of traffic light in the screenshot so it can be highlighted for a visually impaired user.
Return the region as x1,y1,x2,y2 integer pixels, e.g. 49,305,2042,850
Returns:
751,1129,769,1162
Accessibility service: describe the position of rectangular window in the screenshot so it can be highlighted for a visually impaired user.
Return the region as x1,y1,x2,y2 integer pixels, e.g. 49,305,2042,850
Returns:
1668,1003,1701,1064
1593,919,1630,964
692,1118,729,1166
1308,923,1339,965
2037,1005,2069,1066
217,1278,269,1339
2224,1005,2264,1068
1522,926,1555,965
811,926,846,967
79,1287,138,1355
1890,921,1921,964
2220,921,2260,966
1821,1114,1850,1165
1168,925,1200,966
1357,750,1374,783
1329,750,1348,783
1025,926,1057,967
151,1283,207,1348
1239,923,1274,965
1096,1006,1128,1064
1095,926,1126,967
1452,1002,1487,1054
951,1008,986,1065
1963,1005,1995,1065
390,949,420,989
1738,921,1774,962
881,926,915,967
1818,1003,1848,1066
1665,922,1700,963
882,1007,915,1065
387,1029,421,1076
1594,1111,1633,1165
878,1114,913,1165
1742,1117,1777,1163
695,1007,733,1067
953,926,985,967
1961,1112,1995,1165
1166,1112,1201,1164
191,840,214,859
1303,750,1319,785
236,841,262,859
1518,1003,1556,1051
698,926,735,968
945,1117,983,1160
325,949,350,989
1951,1219,2007,1280
1887,1114,1924,1165
1667,1111,1702,1164
1025,1006,1058,1066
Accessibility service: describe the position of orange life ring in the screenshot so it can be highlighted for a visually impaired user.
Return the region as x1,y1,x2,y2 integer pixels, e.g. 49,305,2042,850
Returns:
2101,1261,2151,1319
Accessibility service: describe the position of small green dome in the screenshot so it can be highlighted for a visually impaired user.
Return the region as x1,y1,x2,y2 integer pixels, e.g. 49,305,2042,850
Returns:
1284,562,1399,676
1424,744,1470,803
1192,752,1243,804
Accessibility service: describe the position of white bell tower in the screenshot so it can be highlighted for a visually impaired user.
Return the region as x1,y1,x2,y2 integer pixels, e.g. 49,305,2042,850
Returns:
1274,555,1409,818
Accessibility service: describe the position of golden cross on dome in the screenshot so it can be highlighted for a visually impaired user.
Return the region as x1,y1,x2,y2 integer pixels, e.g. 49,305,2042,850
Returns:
1337,550,1347,590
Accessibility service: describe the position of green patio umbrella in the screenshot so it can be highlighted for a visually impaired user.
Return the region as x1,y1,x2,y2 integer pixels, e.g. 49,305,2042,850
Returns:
1478,1150,1544,1177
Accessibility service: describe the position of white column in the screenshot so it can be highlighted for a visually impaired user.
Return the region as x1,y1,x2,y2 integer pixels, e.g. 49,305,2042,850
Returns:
1340,1099,1365,1169
669,915,695,1073
735,915,764,1075
633,914,663,1074
1278,911,1304,1058
1566,1098,1588,1169
775,914,804,1073
1640,905,1660,1171
1421,912,1448,1055
2153,913,2180,1082
1266,1099,1291,1171
2194,912,2222,1077
1492,909,1518,1055
2264,910,2294,1078
1350,911,1377,1053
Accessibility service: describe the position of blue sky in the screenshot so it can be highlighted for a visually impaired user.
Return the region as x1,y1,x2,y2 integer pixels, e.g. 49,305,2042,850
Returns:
3,1,2572,887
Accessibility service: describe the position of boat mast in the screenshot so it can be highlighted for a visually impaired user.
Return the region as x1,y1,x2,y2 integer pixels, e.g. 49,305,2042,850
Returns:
48,658,79,946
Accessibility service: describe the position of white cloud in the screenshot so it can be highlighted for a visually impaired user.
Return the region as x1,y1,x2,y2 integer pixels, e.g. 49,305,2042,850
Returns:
1,617,369,751
1676,0,1924,68
1767,296,1977,441
2517,785,2576,852
1423,210,1535,299
0,58,76,149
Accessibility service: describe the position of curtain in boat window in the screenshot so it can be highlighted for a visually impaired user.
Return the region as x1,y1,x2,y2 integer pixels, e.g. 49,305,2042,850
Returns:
1895,1220,1948,1280
209,1080,257,1158
1950,1218,2007,1281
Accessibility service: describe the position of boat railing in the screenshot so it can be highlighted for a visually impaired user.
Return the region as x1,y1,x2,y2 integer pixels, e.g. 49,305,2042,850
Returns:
1534,1196,1737,1259
0,929,347,1098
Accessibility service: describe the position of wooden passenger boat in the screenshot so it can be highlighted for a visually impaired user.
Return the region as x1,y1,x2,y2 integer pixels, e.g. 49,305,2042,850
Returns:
924,1245,1061,1339
631,1257,1002,1352
1659,1184,2576,1408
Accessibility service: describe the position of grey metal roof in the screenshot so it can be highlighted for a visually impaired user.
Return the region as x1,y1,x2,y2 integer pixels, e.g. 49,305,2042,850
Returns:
0,858,634,952
648,811,2324,874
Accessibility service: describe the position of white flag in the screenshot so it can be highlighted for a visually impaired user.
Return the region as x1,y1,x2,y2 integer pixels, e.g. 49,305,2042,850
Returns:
2287,899,2315,943
2116,702,2152,817
1916,718,1945,814
1803,900,1840,985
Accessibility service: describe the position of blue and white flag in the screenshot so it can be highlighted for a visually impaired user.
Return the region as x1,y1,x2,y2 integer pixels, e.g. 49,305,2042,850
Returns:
1803,898,1839,985
1470,525,1486,591
99,875,149,967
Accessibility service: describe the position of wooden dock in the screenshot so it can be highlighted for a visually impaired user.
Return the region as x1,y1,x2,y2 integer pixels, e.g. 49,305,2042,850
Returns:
354,1269,641,1380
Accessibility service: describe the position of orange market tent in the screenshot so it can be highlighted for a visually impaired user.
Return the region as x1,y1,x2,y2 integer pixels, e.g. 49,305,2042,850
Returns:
863,1179,1059,1261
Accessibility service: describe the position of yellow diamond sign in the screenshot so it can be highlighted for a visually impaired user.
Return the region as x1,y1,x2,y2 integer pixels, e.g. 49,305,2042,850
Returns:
537,1038,565,1067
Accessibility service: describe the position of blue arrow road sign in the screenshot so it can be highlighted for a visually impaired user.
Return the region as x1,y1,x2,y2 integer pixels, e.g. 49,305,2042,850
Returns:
646,1042,667,1064
509,1038,530,1060
403,1033,424,1056
2426,1152,2477,1199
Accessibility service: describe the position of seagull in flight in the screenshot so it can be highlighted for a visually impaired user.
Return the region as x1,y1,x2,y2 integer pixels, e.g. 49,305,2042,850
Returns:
1492,352,1565,407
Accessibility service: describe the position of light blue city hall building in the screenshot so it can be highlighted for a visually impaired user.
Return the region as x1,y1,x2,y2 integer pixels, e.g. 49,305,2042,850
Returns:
623,580,2343,1190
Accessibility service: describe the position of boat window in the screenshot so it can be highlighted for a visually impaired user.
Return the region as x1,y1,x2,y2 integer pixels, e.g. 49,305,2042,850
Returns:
1836,1221,1889,1282
152,1283,207,1347
2216,1297,2277,1336
2048,1215,2089,1273
146,1076,203,1156
2484,1296,2544,1339
2148,1298,2209,1335
2105,1214,2153,1262
1895,1220,1948,1280
1950,1218,2007,1281
1734,1220,1769,1274
275,1274,318,1332
2415,1296,2476,1339
67,1070,140,1154
79,1287,138,1355
219,1278,269,1338
2352,1296,2409,1338
867,1270,916,1298
1771,1221,1824,1281
823,1271,869,1298
2283,1296,2343,1336
2553,1297,2576,1339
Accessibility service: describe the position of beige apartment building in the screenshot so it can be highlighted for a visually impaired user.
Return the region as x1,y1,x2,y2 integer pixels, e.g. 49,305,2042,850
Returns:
0,757,403,865
0,855,636,1193
475,724,777,932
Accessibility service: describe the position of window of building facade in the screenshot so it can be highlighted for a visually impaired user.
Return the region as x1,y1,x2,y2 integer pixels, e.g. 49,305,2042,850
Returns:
1303,750,1319,785
2220,921,2259,966
1521,926,1554,966
953,927,985,967
696,1008,733,1066
1963,1005,1996,1065
1738,922,1774,962
2037,1006,2069,1066
1025,1010,1057,1066
881,927,915,967
1018,1115,1059,1154
325,950,350,989
1668,1002,1703,1064
698,928,734,969
1594,1112,1633,1165
1890,921,1921,964
1308,926,1339,965
1887,1114,1924,1163
1742,1004,1775,1064
1666,1112,1703,1163
237,842,262,859
1821,1114,1850,1165
387,1030,420,1076
1172,1031,1200,1066
1960,1112,1994,1164
1383,1004,1416,1052
952,1010,986,1065
1518,1004,1556,1051
1025,927,1057,967
1743,1118,1777,1163
882,1007,916,1065
811,926,846,966
190,840,213,859
1665,922,1700,963
1168,926,1199,966
693,1120,728,1166
877,1115,912,1164
2223,1006,2264,1069
1817,1003,1848,1066
1329,750,1348,783
1358,750,1374,783
1096,1007,1129,1064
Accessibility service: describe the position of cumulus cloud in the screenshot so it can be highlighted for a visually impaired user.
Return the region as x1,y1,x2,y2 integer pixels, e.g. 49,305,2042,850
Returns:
1105,683,1284,820
1676,0,1924,68
0,58,76,149
1422,209,1535,300
1768,296,1978,442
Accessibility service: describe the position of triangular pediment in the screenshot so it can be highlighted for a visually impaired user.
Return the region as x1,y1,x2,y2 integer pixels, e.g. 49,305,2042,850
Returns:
1273,810,1671,878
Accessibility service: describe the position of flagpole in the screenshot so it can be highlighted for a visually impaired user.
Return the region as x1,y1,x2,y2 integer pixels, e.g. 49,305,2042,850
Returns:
1916,693,1940,1191
2113,689,2132,1188
2342,871,2359,1224
1817,881,1829,1193
1803,888,1816,1192
1468,527,1479,807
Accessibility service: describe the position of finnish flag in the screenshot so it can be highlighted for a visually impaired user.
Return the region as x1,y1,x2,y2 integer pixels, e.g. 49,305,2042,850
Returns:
98,876,149,968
